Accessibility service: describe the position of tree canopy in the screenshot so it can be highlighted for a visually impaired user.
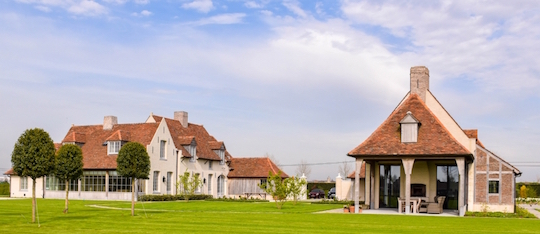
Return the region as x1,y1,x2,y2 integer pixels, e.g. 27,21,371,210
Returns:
116,142,150,216
117,142,150,180
11,128,56,223
177,171,202,202
55,144,84,214
55,144,84,182
11,128,56,180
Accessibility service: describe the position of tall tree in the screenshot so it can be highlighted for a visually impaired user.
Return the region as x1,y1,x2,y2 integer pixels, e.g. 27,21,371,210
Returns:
116,142,150,216
55,144,84,214
11,128,56,223
295,160,311,178
176,171,202,202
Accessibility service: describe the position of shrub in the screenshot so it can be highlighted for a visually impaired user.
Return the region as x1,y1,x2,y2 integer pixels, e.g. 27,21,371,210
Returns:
138,194,212,202
0,182,9,195
465,206,537,219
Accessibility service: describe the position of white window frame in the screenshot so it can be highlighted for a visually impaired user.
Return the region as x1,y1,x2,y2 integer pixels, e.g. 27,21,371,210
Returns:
208,160,213,170
160,140,167,160
153,171,160,193
20,176,28,190
208,174,212,195
219,150,225,165
188,144,196,162
108,141,121,155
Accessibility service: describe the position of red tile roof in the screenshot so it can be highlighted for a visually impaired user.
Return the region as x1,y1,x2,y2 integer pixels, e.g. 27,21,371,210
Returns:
61,123,159,169
346,162,366,179
348,94,472,157
228,157,289,178
62,132,86,143
463,129,486,148
4,168,14,175
160,116,228,161
208,141,225,150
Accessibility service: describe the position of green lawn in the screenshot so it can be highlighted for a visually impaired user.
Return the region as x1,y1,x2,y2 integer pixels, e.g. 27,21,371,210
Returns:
0,199,539,233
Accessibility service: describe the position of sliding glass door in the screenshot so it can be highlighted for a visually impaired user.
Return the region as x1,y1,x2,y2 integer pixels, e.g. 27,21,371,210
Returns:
379,165,401,208
436,165,459,210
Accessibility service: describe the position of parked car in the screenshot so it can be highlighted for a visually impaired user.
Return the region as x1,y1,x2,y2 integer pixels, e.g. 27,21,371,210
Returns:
309,189,325,199
327,187,336,199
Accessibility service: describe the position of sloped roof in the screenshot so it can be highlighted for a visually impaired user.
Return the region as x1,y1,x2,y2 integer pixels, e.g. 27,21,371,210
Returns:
208,141,224,150
61,123,159,169
4,168,14,175
160,116,227,161
348,94,472,157
228,157,289,178
62,132,86,143
463,129,486,148
346,162,366,179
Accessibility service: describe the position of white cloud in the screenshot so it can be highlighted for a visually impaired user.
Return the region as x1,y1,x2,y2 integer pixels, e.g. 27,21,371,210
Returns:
141,10,152,16
68,0,107,16
244,1,262,8
182,0,214,13
102,0,129,4
260,10,272,16
35,5,51,12
282,0,307,18
134,0,149,4
190,13,246,26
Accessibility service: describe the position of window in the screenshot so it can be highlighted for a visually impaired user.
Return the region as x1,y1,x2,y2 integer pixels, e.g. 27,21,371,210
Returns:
153,171,159,193
260,178,267,186
195,173,201,193
208,161,213,170
208,174,212,194
188,144,197,162
167,172,172,194
219,150,225,165
160,140,166,160
108,141,121,155
20,177,28,190
489,181,499,194
400,111,419,143
46,175,78,191
217,175,225,197
82,171,106,192
108,171,132,192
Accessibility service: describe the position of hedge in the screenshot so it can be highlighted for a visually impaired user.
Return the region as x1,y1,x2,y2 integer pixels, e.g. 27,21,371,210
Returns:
207,197,269,202
307,182,335,195
138,194,212,201
0,182,9,195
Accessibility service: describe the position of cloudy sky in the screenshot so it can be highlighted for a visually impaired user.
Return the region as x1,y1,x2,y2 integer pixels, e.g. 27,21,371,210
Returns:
1,0,539,181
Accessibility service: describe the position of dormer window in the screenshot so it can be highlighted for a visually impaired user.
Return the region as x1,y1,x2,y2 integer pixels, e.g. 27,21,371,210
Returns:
108,141,121,155
187,142,196,162
400,111,420,143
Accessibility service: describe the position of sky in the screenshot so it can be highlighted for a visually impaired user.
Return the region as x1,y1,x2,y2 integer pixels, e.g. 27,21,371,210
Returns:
1,0,539,182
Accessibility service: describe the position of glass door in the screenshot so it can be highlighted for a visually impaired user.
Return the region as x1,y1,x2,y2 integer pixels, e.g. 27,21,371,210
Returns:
436,165,459,210
379,165,401,208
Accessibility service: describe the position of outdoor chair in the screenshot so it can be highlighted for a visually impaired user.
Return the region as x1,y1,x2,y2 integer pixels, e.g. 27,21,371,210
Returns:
427,196,445,214
415,198,426,213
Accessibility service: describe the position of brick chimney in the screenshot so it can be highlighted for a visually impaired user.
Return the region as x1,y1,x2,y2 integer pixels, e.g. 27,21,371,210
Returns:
174,111,188,128
103,116,117,130
410,66,429,102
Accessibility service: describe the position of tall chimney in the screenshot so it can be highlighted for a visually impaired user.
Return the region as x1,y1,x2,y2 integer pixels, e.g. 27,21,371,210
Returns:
103,116,118,130
174,111,188,128
410,66,429,102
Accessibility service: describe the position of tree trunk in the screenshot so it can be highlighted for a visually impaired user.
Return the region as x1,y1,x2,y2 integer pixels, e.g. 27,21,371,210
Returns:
131,178,135,216
64,179,69,214
32,178,36,223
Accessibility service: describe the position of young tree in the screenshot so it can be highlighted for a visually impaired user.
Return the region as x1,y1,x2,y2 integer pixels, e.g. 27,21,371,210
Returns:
259,171,289,209
11,128,56,223
295,160,311,178
176,171,202,202
55,144,84,214
285,176,307,205
117,142,150,216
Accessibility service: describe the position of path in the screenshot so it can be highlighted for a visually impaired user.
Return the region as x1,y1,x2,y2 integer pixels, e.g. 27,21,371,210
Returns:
519,204,540,219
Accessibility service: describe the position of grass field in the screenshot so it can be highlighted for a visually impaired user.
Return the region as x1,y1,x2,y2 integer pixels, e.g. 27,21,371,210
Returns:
0,199,539,233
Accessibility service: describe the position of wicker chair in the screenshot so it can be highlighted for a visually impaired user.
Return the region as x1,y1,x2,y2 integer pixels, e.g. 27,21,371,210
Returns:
427,196,445,214
418,198,428,213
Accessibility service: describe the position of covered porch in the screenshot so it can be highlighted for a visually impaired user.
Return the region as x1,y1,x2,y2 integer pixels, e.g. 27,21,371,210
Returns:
352,156,470,216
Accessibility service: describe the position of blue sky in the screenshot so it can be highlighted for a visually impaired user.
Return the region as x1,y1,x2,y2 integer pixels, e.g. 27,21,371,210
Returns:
1,0,540,181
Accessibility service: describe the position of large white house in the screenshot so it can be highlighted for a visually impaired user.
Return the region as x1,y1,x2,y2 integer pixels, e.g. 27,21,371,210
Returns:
5,111,234,200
